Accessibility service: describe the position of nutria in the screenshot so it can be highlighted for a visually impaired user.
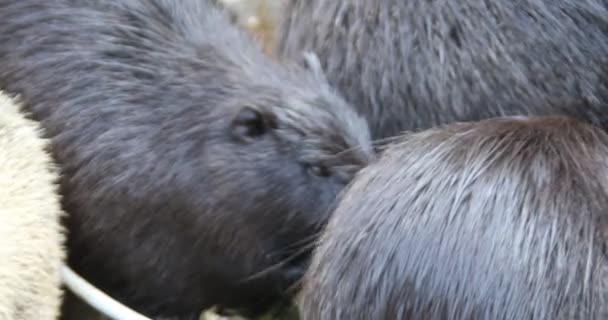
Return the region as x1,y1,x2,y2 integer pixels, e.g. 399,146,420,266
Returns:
0,91,65,320
0,0,373,318
277,0,608,139
301,115,608,319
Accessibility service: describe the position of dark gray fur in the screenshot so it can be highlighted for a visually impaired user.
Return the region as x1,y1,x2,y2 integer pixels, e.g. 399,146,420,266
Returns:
301,116,608,319
0,0,373,318
277,0,608,140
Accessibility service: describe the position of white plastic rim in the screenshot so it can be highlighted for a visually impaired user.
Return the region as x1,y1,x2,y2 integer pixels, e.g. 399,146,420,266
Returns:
61,265,152,320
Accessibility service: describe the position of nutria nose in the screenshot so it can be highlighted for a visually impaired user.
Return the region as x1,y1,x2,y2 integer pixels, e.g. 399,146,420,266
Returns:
279,253,311,295
283,263,306,284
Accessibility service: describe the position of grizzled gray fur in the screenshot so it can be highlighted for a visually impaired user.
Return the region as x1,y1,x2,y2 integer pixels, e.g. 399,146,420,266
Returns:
0,0,373,318
300,115,608,319
277,0,608,139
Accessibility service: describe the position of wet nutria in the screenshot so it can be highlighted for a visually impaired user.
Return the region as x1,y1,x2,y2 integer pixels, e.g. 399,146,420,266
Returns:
0,91,66,320
277,0,608,139
301,115,608,319
0,0,374,318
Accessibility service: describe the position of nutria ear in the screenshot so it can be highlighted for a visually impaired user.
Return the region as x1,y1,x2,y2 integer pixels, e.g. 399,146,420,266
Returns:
231,106,277,141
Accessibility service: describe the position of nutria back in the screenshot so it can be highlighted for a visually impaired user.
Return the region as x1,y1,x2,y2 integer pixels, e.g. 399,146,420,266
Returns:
0,0,373,318
301,116,608,319
277,0,608,139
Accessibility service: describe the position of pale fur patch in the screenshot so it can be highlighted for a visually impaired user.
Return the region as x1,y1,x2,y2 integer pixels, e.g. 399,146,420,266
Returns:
0,91,66,320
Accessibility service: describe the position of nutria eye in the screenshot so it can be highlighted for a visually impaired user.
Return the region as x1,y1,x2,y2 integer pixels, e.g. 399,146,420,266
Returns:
231,105,276,141
308,164,331,177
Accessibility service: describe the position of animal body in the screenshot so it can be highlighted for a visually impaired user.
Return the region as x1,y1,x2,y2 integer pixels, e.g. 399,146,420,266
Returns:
277,0,608,139
0,0,373,318
300,116,608,319
0,91,65,320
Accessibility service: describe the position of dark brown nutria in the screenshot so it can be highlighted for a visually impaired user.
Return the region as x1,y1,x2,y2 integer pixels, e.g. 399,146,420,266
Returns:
300,115,608,319
0,0,374,318
277,0,608,140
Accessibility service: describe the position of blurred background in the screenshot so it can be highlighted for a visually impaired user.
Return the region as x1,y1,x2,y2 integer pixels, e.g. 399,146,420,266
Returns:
218,0,283,56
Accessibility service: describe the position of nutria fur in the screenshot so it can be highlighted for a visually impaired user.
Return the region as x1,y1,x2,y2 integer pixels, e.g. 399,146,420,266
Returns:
0,91,65,320
277,0,608,139
0,0,373,318
301,116,608,319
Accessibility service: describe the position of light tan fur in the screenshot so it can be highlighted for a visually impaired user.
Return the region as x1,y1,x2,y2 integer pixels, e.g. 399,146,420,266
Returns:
218,0,283,55
0,91,65,320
